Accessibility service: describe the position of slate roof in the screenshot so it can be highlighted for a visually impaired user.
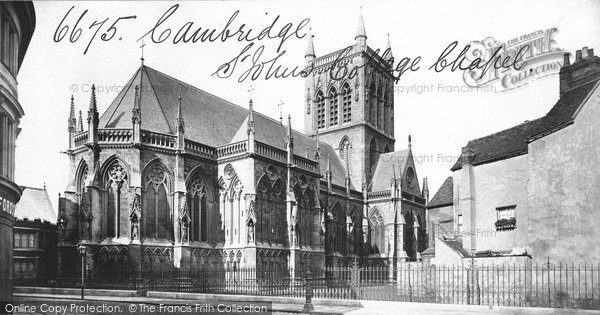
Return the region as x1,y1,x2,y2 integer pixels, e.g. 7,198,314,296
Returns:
99,65,350,188
370,150,409,191
442,238,471,257
428,176,453,209
15,187,56,223
451,78,600,171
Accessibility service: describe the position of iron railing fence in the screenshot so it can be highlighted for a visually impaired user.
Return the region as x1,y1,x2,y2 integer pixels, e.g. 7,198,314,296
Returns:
40,262,600,309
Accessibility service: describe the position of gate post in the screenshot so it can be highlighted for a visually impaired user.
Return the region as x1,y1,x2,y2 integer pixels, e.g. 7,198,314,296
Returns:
351,259,360,299
303,265,314,312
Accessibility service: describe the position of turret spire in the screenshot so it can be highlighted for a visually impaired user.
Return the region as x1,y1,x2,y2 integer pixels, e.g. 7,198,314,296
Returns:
384,33,394,62
422,177,430,205
176,95,185,133
355,8,367,40
87,84,98,121
132,85,141,124
285,114,293,150
247,98,255,134
68,95,76,131
77,110,83,132
68,95,76,150
176,96,185,150
313,129,320,160
86,84,99,145
305,27,316,58
132,85,142,144
246,87,256,153
326,154,332,192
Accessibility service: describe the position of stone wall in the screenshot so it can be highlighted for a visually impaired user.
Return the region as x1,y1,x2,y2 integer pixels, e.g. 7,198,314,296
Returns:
527,83,600,263
454,154,528,253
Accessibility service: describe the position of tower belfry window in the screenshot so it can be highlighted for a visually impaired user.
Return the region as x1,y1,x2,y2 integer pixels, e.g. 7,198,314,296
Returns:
316,91,325,129
342,83,352,123
329,88,338,126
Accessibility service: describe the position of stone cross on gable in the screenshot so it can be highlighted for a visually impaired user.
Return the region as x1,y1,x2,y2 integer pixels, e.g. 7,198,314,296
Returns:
140,40,146,62
278,100,285,125
248,85,255,100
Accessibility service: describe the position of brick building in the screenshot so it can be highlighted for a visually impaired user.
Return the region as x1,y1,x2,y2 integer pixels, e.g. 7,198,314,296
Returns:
13,186,57,285
56,13,427,279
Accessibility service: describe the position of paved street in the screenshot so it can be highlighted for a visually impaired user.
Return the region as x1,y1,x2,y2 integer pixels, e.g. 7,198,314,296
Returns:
11,293,600,315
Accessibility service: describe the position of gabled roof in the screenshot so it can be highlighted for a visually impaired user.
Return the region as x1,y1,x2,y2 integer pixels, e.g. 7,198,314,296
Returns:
370,149,409,191
98,65,351,188
451,78,600,171
100,66,248,147
15,187,56,223
428,176,453,209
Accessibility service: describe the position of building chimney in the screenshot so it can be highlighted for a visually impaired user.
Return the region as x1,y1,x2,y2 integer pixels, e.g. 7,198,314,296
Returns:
559,46,600,95
461,146,475,166
575,50,582,62
563,53,570,66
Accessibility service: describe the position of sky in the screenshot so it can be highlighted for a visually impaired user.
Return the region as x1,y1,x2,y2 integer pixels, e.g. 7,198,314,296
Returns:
14,0,600,210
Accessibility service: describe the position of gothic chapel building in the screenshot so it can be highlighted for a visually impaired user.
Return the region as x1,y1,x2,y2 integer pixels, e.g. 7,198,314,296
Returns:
57,13,428,278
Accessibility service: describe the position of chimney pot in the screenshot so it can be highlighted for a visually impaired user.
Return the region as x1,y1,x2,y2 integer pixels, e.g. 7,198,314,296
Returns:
583,47,589,59
576,50,582,62
563,53,570,66
589,48,595,58
461,146,475,165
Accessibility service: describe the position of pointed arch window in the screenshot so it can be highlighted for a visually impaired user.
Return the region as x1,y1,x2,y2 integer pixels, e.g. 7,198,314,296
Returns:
342,83,352,123
332,205,347,255
295,184,315,248
329,87,338,126
104,162,129,238
188,174,209,242
316,91,325,129
369,209,385,254
256,175,286,244
143,162,172,241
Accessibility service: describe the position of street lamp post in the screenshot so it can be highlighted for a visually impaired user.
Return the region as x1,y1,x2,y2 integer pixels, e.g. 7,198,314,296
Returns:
78,244,87,299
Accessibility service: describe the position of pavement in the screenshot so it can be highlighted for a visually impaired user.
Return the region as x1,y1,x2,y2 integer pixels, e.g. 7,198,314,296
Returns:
10,287,600,315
